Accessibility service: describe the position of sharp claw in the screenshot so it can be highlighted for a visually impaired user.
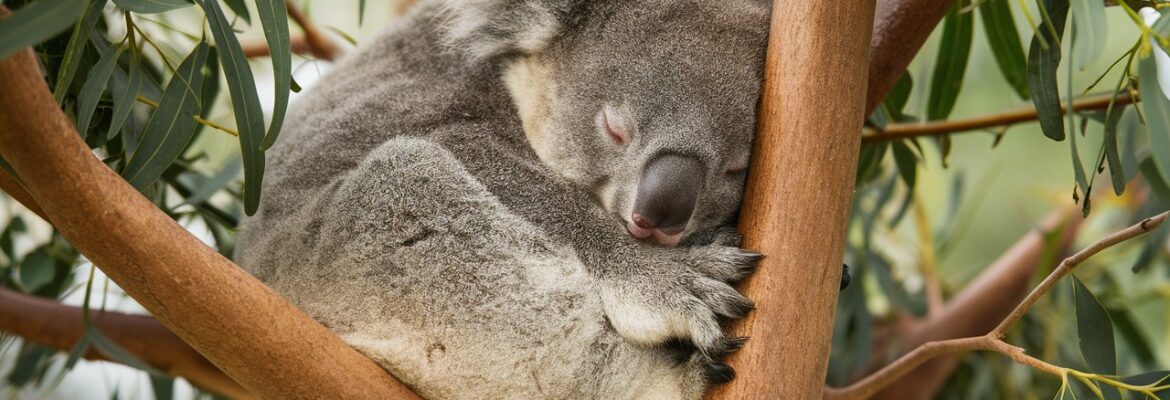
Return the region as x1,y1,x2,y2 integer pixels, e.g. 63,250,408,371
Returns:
706,362,735,384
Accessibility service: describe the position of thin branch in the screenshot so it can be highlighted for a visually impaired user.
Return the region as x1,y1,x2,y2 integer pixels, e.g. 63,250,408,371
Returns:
0,288,251,399
863,93,1136,143
284,0,342,60
242,34,328,60
826,210,1169,399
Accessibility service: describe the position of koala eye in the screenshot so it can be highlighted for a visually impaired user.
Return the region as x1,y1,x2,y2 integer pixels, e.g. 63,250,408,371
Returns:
597,104,630,145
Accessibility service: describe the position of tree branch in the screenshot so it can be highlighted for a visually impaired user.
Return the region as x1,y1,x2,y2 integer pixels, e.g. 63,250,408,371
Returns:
0,36,419,400
869,207,1084,399
708,0,876,398
863,93,1136,143
825,210,1169,399
0,288,250,399
284,0,341,60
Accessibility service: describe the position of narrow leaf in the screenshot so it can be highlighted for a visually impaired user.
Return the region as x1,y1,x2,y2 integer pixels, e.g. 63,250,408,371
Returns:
223,0,252,24
0,0,88,60
122,42,210,190
199,0,267,215
891,141,918,189
1103,105,1127,195
1139,50,1170,183
1027,0,1069,141
256,0,293,150
111,0,191,14
1069,0,1106,70
927,3,974,121
109,52,143,140
53,0,109,104
979,0,1030,99
1072,275,1117,376
76,44,125,139
885,72,914,120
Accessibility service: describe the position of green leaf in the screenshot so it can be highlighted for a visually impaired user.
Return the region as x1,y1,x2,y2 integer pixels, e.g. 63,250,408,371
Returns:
1072,275,1117,376
6,344,52,386
76,43,125,139
1027,0,1069,141
180,158,242,206
223,0,252,24
0,0,88,60
109,52,143,140
52,0,109,104
151,376,175,400
891,141,918,189
122,42,211,190
256,0,293,150
1109,308,1156,366
199,0,267,215
17,247,56,293
1138,53,1170,185
927,3,973,121
359,0,367,25
1069,0,1106,70
884,72,913,120
111,0,191,14
1103,105,1127,196
1121,371,1170,398
979,0,1030,99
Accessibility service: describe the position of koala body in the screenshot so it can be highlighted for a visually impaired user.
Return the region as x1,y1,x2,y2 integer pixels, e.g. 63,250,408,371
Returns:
235,1,770,398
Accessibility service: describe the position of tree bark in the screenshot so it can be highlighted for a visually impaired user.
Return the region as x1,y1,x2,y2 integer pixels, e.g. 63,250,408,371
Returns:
0,45,420,400
866,0,958,114
706,1,876,398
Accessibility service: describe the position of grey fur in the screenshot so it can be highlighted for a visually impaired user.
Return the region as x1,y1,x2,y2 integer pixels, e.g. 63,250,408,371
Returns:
236,1,770,398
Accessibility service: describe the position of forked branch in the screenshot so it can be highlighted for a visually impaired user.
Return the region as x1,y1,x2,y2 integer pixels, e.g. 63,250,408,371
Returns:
825,211,1170,400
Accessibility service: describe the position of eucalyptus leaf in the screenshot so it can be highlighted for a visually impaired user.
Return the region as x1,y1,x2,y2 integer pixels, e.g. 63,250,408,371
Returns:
256,0,293,150
1072,275,1117,376
928,3,974,121
223,0,251,24
122,42,210,190
199,0,266,215
1103,105,1127,195
52,0,109,104
1026,0,1069,141
111,0,191,14
979,0,1030,99
0,0,88,60
76,43,125,139
108,52,143,141
17,248,56,293
1138,50,1170,184
1069,0,1106,70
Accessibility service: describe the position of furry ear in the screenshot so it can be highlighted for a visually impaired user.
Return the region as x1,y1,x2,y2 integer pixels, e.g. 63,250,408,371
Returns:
440,0,576,60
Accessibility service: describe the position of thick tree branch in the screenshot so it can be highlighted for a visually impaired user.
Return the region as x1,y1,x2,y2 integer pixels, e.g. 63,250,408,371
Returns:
869,207,1084,399
708,0,876,398
0,288,250,399
0,42,419,400
825,210,1169,399
863,93,1136,143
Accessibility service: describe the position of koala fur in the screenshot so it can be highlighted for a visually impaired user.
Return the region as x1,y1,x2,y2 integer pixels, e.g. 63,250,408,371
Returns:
235,0,770,398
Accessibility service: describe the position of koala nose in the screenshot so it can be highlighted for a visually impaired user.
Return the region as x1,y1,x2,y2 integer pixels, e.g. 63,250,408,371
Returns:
631,154,704,235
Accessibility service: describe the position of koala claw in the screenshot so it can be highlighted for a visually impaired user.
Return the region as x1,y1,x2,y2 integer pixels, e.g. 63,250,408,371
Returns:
705,362,735,385
688,244,763,283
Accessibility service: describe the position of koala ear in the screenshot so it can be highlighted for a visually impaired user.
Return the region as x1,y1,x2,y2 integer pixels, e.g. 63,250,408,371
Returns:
440,0,575,60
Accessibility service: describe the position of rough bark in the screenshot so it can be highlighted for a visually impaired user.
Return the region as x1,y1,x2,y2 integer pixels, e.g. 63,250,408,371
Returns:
0,45,420,400
706,0,876,398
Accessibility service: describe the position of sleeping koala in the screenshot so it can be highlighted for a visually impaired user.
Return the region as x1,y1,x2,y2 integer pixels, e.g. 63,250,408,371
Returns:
236,0,771,398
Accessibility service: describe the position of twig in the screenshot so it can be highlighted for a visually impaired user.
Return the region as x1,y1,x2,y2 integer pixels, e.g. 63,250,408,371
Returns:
862,93,1136,143
825,210,1169,400
243,34,316,59
284,0,342,60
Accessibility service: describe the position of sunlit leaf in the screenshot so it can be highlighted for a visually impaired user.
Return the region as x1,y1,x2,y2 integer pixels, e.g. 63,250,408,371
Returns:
122,42,211,190
256,0,292,150
0,0,88,60
111,0,191,14
1072,275,1116,377
1027,0,1069,141
1069,0,1106,70
52,0,109,104
199,0,266,215
928,3,973,121
979,0,1030,99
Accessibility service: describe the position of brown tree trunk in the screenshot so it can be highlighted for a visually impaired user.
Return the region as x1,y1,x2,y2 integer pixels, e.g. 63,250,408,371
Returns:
706,1,877,398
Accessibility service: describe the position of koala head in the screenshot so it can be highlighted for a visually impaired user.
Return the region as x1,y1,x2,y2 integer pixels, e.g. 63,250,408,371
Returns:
443,0,770,246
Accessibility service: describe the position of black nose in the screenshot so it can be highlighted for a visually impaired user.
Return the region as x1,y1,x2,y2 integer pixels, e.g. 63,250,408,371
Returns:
632,154,703,233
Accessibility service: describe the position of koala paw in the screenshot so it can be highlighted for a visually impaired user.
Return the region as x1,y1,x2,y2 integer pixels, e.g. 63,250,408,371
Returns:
687,229,762,283
598,237,759,357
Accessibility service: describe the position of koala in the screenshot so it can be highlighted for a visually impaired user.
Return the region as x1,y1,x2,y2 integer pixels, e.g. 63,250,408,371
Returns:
236,0,775,398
